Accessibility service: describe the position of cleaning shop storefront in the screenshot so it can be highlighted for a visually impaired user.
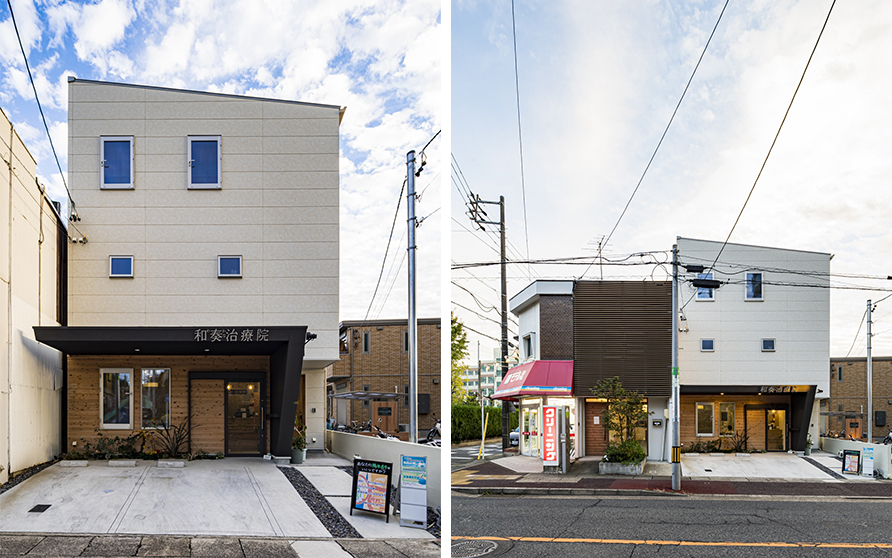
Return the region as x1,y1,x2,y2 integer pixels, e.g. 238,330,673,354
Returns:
492,360,575,458
34,326,311,457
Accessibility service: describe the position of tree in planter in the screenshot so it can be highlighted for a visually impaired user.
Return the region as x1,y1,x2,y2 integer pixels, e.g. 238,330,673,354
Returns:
591,377,649,464
293,423,308,451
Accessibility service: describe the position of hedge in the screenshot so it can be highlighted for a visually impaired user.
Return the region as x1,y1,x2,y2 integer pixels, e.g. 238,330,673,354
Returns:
451,404,519,443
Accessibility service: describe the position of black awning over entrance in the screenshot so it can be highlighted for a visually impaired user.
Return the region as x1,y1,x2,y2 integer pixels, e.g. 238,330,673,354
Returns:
34,326,309,456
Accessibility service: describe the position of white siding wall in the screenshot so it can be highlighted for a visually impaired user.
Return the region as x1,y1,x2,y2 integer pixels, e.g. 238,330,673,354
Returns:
677,238,830,395
0,109,63,483
517,300,539,361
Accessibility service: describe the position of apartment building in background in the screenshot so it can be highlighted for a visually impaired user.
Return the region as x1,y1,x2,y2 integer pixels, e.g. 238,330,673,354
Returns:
828,357,892,442
328,318,440,436
34,78,342,457
0,109,66,484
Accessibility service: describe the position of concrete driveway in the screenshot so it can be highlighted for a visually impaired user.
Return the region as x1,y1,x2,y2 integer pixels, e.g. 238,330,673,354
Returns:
0,459,330,537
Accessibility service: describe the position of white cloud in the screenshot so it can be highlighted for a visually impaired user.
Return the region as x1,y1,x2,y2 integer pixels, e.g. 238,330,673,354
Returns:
0,0,41,64
72,0,136,64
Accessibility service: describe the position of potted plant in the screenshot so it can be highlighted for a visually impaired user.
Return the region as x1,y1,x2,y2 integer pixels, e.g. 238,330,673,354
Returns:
291,423,307,464
805,433,814,456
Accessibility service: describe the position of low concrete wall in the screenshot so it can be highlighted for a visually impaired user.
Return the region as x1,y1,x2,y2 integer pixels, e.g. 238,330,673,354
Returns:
820,437,891,478
328,430,441,509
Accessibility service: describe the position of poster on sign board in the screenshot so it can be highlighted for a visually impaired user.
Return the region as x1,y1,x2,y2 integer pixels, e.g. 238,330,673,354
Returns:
863,447,874,477
350,458,393,522
842,449,860,475
543,406,558,466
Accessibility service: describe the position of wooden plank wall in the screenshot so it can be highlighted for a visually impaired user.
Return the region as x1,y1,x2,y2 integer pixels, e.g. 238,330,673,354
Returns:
679,395,788,451
67,355,269,453
191,379,224,453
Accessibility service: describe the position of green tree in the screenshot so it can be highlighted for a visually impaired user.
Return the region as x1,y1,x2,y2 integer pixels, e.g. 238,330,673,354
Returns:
451,313,471,404
591,376,649,443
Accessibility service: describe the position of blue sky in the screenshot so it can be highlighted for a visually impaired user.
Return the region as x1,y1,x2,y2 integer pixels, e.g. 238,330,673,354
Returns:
452,0,892,359
0,0,441,321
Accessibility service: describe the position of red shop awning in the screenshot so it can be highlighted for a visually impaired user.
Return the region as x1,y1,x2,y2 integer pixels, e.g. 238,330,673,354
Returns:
492,360,573,400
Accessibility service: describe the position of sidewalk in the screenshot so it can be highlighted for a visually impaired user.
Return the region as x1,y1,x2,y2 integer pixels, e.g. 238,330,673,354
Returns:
452,450,892,497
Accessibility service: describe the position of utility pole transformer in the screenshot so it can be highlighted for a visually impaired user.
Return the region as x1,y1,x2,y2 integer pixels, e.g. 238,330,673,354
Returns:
406,151,418,443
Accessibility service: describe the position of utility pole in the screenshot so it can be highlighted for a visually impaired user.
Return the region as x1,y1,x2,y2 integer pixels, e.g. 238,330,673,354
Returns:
406,151,418,443
867,300,873,443
478,341,484,450
468,195,512,450
671,244,681,491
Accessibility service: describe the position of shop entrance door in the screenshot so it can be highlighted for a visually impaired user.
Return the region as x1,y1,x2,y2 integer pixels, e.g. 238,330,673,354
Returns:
766,409,786,451
585,400,608,456
521,406,540,457
225,381,265,456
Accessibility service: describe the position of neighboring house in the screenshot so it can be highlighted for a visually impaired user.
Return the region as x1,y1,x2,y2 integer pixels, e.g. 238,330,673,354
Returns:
34,78,342,457
827,357,892,442
327,318,440,436
496,237,830,462
0,108,66,484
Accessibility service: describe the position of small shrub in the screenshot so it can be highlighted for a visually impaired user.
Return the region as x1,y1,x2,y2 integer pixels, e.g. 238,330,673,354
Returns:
684,440,706,453
705,438,723,453
604,439,646,465
728,430,749,453
150,416,194,458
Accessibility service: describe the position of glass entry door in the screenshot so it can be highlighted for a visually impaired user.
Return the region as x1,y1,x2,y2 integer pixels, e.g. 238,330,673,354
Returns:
521,406,540,457
766,409,786,451
226,381,264,455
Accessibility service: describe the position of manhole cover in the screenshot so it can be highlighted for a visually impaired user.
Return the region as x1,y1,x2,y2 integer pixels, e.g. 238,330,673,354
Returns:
451,540,499,558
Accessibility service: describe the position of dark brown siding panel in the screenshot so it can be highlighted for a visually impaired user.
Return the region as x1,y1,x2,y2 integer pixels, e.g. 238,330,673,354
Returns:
539,295,574,360
573,281,671,396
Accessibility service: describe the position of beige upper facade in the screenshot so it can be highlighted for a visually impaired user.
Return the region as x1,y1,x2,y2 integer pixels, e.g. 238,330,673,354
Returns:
67,79,342,368
0,108,64,483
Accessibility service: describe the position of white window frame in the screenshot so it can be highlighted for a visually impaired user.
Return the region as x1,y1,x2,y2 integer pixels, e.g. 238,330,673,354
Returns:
217,255,242,278
746,271,764,301
109,255,134,278
100,136,134,189
762,338,776,352
696,273,715,301
523,334,534,359
700,338,715,352
100,368,133,430
140,368,171,429
718,402,736,437
188,135,222,189
696,402,715,437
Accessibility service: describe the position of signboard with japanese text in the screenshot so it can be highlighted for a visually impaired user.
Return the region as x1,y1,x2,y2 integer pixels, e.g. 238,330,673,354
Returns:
863,447,874,478
399,455,427,529
193,328,270,343
543,406,558,466
350,458,393,522
842,449,860,475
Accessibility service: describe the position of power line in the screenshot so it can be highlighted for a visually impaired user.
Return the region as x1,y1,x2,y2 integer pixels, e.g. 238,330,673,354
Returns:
452,299,519,327
705,0,836,276
7,0,74,211
451,280,497,313
510,0,531,280
580,0,730,279
845,308,868,360
362,179,406,323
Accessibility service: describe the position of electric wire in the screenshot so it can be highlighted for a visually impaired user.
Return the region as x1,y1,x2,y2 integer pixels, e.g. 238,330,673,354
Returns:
6,0,74,210
579,0,730,279
845,309,867,360
451,281,497,312
510,0,531,280
361,179,405,323
703,0,836,278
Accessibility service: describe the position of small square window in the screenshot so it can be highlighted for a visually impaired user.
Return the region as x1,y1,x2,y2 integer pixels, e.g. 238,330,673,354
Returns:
701,339,715,352
762,338,776,352
109,256,134,278
188,136,221,189
746,272,763,300
218,256,242,278
101,137,134,189
696,273,715,301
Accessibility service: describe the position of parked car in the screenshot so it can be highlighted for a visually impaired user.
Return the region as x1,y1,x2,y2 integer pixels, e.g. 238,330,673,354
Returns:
510,427,519,446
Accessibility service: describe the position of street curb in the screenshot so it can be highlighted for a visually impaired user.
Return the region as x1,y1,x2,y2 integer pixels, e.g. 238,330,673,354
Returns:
451,486,683,497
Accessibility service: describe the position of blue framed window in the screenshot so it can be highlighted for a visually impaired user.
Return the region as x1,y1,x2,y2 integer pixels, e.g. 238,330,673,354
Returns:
701,339,715,352
696,273,714,301
218,255,242,278
101,137,134,189
109,256,134,278
746,272,764,300
189,136,221,188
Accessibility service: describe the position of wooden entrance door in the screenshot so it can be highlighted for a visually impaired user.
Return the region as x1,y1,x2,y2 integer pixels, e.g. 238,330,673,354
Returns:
585,401,608,456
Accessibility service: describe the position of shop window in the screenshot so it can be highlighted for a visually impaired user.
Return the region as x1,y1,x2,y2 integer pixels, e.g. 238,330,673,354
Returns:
188,136,221,189
101,368,133,429
696,273,714,301
109,256,134,278
746,272,763,300
101,136,134,189
701,339,714,352
696,403,714,436
718,402,735,436
141,368,171,428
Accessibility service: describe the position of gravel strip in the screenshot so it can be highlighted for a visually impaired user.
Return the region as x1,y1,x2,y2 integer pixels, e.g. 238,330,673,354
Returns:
278,467,362,538
0,459,58,496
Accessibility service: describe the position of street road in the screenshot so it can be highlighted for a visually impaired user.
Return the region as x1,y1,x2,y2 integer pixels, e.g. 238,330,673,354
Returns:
451,442,504,465
452,494,892,557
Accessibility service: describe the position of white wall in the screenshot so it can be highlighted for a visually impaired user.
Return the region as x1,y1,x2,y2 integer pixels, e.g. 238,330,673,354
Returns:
67,80,340,368
677,238,830,396
821,437,891,479
0,109,63,483
516,300,539,361
328,430,441,508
